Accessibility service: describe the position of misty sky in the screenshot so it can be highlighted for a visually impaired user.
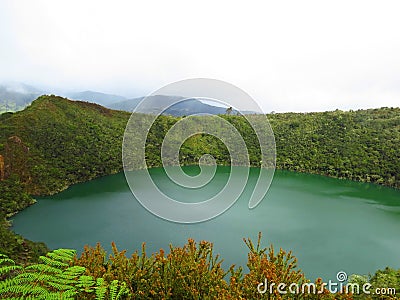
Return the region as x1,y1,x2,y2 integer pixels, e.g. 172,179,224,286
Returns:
1,0,399,112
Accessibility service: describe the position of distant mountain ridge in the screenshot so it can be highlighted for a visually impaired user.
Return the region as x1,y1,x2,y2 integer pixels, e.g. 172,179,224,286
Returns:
65,90,127,106
109,95,235,116
64,93,237,116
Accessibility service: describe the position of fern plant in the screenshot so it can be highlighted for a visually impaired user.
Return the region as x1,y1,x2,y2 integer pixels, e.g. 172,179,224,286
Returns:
0,249,83,299
0,249,129,300
0,253,22,278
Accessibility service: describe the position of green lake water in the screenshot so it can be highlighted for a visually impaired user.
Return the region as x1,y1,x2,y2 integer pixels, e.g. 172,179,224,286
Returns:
11,167,400,281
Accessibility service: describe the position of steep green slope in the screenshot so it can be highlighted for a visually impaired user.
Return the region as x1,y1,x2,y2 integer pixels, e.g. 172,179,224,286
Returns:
0,95,130,195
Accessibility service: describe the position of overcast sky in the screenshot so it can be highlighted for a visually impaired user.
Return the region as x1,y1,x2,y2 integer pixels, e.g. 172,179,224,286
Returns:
0,0,399,112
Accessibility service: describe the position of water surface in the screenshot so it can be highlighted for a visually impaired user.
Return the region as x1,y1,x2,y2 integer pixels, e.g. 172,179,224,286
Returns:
12,167,400,281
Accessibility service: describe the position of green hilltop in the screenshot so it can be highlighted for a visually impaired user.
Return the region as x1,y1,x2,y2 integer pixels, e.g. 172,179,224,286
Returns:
0,95,129,195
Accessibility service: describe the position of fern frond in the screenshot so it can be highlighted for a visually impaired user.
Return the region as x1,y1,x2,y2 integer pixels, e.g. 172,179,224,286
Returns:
39,290,76,300
25,263,63,274
95,278,107,300
62,265,86,277
0,249,83,299
39,256,69,268
0,283,48,296
45,280,75,291
76,275,95,293
2,296,38,300
0,276,31,290
115,281,129,300
15,272,58,283
47,249,76,263
0,265,22,276
59,288,78,298
109,280,129,300
109,280,118,300
0,254,22,277
0,257,16,265
57,289,78,299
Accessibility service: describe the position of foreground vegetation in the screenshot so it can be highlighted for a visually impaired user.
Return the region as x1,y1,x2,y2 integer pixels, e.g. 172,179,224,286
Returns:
1,234,398,299
0,234,352,299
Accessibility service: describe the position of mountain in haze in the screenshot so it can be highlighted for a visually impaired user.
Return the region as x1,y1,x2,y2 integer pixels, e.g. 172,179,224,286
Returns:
108,96,143,111
66,90,127,106
0,82,42,113
109,95,236,116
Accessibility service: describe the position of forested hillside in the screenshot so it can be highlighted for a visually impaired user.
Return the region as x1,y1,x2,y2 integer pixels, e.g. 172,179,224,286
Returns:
271,109,400,187
0,95,399,197
0,95,130,195
0,95,399,261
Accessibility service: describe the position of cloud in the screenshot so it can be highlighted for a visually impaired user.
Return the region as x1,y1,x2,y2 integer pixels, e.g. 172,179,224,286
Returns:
1,0,399,111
